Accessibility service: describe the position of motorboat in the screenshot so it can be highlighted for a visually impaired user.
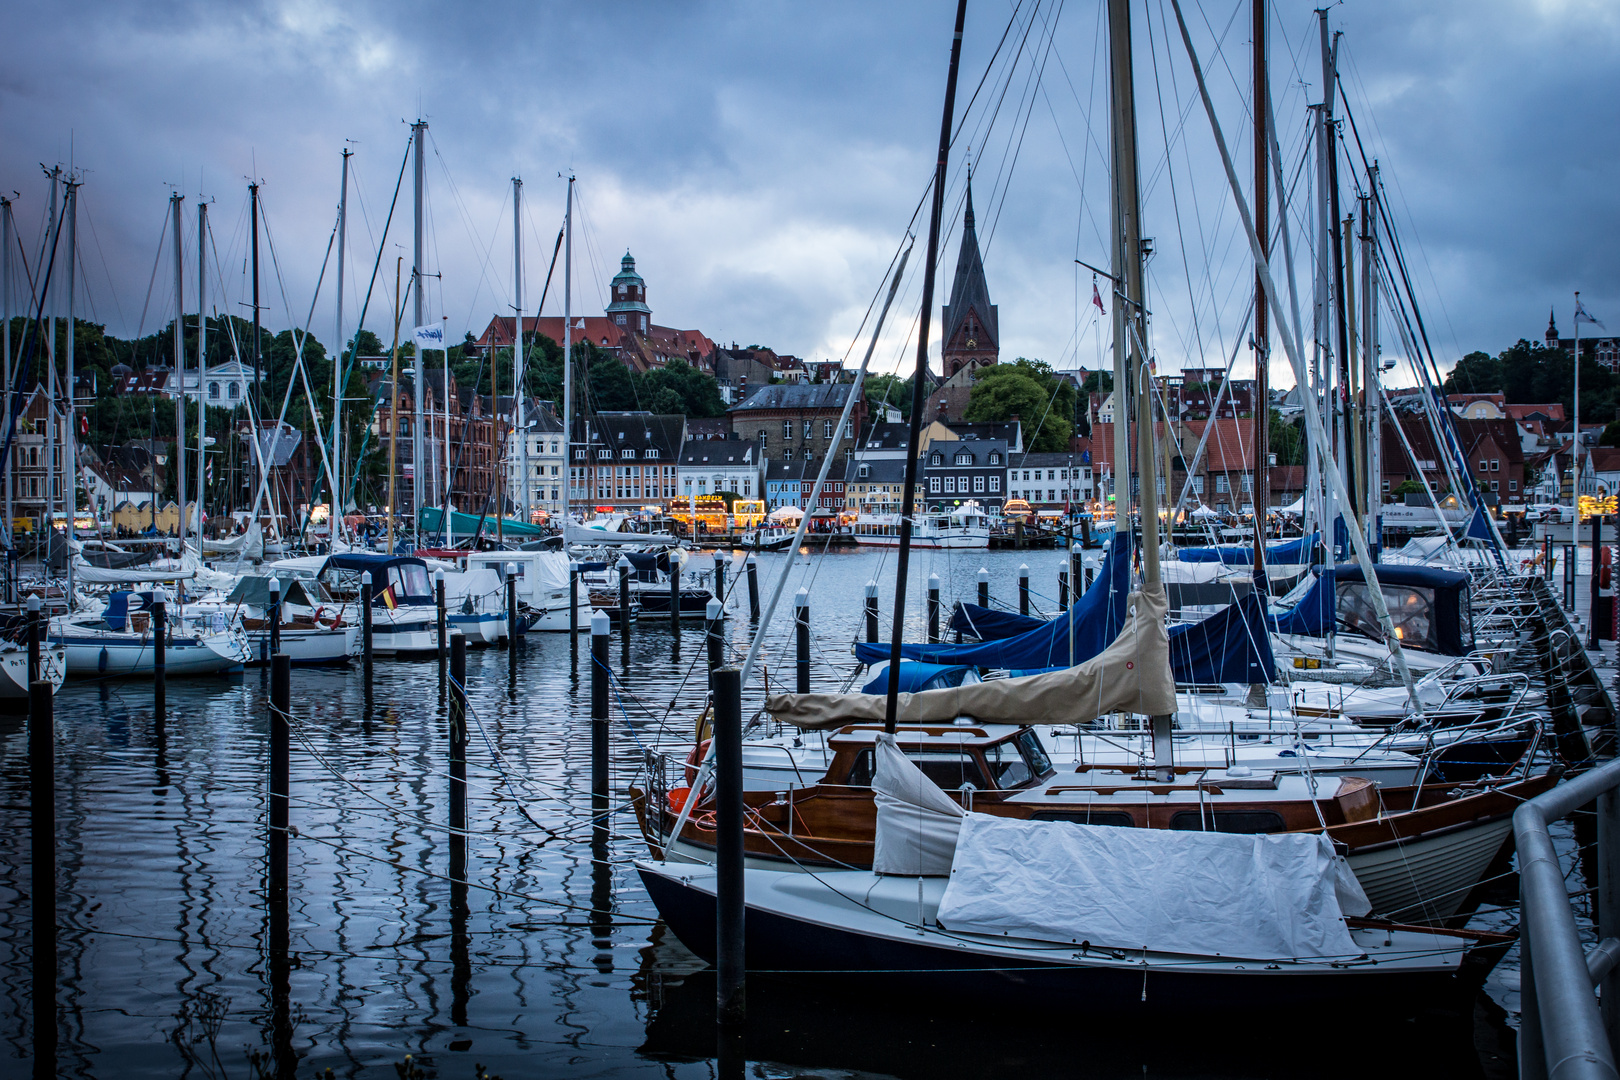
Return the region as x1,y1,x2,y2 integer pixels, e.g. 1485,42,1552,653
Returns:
464,550,590,632
851,507,989,549
48,591,250,677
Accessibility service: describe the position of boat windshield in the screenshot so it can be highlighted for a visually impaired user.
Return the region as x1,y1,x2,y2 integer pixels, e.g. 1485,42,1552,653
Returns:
391,563,432,601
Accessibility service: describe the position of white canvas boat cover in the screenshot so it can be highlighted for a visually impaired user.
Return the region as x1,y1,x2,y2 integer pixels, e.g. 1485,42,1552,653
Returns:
442,568,503,610
766,585,1176,729
937,813,1371,961
73,563,197,585
202,523,264,559
872,733,963,876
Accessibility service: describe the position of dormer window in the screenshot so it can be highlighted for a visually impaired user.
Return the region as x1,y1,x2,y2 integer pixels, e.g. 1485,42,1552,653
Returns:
858,464,870,478
574,449,585,460
989,452,1001,465
930,452,943,466
597,449,612,460
955,452,972,466
621,449,636,459
646,448,659,459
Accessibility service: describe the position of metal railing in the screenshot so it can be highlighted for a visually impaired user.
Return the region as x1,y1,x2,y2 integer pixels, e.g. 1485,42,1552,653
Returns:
1516,757,1620,1079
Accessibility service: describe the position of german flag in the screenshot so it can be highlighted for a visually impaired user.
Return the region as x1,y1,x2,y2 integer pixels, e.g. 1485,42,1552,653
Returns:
379,584,400,610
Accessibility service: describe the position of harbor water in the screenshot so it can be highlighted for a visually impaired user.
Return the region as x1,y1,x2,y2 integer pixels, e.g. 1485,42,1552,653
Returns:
1,548,1530,1078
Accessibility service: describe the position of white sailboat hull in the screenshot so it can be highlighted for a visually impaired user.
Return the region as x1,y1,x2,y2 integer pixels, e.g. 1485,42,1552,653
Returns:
0,646,68,698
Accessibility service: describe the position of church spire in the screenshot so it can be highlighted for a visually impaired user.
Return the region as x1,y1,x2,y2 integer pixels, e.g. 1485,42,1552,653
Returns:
940,171,997,381
1547,306,1560,349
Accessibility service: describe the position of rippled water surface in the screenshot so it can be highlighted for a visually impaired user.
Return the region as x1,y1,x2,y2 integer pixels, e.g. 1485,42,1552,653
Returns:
0,548,1520,1078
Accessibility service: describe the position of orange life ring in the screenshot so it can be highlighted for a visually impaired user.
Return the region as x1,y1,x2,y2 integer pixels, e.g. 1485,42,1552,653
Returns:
684,739,712,786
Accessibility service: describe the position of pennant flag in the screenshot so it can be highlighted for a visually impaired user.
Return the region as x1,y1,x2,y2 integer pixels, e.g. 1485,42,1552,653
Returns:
79,415,88,436
205,459,214,483
1091,276,1106,315
413,323,447,351
1576,298,1606,330
379,583,400,610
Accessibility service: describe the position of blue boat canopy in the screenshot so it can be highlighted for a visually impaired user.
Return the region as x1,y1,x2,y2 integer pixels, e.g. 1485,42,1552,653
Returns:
1178,533,1318,565
1330,561,1472,656
861,662,978,695
853,534,1133,669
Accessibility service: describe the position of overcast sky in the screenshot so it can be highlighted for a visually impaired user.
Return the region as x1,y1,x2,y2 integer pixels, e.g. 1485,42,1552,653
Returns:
3,0,1616,388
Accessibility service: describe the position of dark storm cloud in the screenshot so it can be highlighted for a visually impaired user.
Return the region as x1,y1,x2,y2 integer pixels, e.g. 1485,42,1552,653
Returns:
2,0,1615,381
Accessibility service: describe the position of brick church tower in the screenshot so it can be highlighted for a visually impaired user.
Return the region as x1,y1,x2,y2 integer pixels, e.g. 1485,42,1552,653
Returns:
940,178,999,381
606,251,652,335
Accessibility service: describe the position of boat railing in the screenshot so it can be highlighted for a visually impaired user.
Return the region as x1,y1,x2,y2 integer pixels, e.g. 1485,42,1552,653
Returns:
1514,754,1620,1080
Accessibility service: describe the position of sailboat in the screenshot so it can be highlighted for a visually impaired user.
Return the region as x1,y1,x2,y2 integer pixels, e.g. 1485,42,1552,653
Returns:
632,1,1544,1006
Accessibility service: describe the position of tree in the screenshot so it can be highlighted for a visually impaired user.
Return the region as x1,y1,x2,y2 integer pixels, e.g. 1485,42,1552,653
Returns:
638,359,725,417
1442,350,1502,395
1269,410,1303,467
963,358,1075,452
864,373,913,420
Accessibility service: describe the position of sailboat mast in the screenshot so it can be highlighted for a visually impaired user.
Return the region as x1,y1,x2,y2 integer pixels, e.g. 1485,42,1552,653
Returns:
171,190,186,553
388,257,402,553
514,175,527,526
250,182,261,416
44,169,58,559
197,200,208,540
561,174,573,531
63,177,79,597
1108,0,1155,584
1362,167,1381,551
1323,27,1354,532
1251,0,1269,565
2,196,12,541
411,119,426,531
882,0,968,737
335,148,349,528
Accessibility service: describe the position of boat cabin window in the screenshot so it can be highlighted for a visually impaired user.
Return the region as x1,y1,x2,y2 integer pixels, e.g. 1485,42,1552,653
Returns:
982,742,1030,788
1167,809,1285,834
844,747,989,790
1337,582,1438,652
390,563,431,601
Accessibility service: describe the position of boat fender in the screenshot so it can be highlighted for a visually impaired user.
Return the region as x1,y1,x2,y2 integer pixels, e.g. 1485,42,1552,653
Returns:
98,647,109,673
684,739,712,786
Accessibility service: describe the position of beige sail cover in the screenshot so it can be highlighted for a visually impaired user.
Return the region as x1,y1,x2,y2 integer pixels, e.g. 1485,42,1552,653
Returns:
767,583,1175,729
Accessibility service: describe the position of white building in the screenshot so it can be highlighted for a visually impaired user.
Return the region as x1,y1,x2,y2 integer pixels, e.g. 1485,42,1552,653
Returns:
503,408,566,518
181,359,261,405
677,439,763,503
1007,452,1092,507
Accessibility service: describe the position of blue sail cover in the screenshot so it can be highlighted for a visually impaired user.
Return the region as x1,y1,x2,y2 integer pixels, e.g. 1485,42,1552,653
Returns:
854,533,1133,669
947,602,1043,641
1178,533,1317,565
1010,591,1276,683
1268,567,1335,636
861,662,975,695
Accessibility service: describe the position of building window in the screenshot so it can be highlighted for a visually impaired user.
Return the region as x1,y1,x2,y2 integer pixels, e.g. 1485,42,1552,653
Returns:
823,419,833,439
929,477,941,494
803,447,813,460
1478,460,1487,473
228,383,239,400
1490,459,1499,471
931,452,943,466
989,475,1000,493
955,452,972,466
598,450,612,460
944,476,956,494
758,428,768,445
804,420,814,438
1192,476,1205,494
208,382,220,399
575,449,586,460
858,464,871,478
783,421,792,440
647,448,659,459
989,452,1001,465
1510,479,1518,492
1215,475,1229,493
621,449,636,459
973,475,985,493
